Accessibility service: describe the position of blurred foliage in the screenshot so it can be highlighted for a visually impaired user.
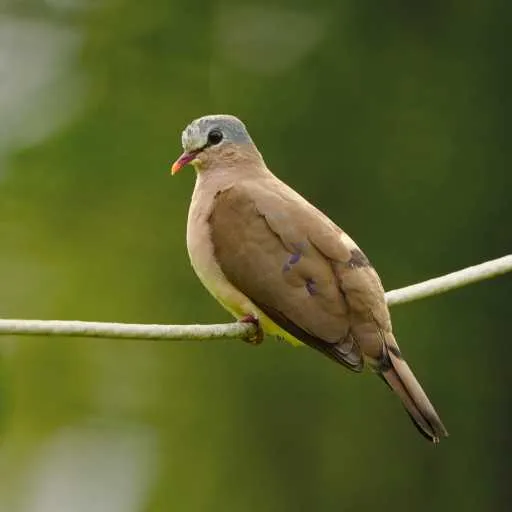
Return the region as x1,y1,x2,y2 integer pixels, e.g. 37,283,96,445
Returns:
0,0,511,511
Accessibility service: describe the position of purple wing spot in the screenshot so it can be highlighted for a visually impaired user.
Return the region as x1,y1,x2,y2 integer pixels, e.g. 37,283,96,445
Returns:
282,243,306,272
289,253,301,265
305,278,317,296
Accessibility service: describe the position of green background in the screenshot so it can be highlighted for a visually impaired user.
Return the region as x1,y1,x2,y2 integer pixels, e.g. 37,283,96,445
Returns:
0,1,511,511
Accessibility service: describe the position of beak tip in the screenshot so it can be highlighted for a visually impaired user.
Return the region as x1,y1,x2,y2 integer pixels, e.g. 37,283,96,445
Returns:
170,150,198,175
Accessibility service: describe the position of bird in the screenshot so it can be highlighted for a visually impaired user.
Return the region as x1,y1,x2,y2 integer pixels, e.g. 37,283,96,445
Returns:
171,114,448,443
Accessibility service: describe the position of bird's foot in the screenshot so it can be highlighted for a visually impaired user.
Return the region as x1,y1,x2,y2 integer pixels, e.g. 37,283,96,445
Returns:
239,315,264,345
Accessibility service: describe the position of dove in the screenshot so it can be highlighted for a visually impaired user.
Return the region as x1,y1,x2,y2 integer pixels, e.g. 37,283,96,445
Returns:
171,114,447,442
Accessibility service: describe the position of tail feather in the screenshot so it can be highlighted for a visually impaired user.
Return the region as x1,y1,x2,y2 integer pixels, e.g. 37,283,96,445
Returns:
380,342,448,443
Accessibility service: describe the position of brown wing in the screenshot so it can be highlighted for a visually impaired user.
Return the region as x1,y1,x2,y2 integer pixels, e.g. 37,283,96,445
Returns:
209,180,448,441
208,182,364,371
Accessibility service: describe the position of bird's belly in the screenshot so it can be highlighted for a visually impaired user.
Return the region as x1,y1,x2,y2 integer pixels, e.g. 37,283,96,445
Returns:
193,260,304,348
257,311,304,347
186,191,303,347
188,243,302,348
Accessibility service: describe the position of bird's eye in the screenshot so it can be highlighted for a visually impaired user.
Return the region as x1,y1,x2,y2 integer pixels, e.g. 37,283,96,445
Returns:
207,129,223,145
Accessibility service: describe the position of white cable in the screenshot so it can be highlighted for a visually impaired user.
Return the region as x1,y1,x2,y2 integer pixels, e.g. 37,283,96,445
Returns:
0,255,510,341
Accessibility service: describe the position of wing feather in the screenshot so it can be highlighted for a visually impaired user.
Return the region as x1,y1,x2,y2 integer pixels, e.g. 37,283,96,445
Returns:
209,183,365,371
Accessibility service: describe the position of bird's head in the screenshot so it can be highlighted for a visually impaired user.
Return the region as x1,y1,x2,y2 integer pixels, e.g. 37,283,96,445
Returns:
171,114,259,174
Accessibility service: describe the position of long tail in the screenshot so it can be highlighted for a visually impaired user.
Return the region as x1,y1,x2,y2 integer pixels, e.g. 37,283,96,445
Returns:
379,338,448,443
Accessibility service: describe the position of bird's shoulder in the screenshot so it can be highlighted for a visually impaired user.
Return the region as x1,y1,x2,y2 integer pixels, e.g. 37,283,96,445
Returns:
210,175,359,266
209,173,392,357
212,176,391,332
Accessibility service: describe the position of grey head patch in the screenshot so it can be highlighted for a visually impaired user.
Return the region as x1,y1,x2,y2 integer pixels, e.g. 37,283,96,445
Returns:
181,114,254,152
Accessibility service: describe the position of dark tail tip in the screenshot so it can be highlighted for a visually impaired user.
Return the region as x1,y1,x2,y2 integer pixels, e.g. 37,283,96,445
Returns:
379,363,448,443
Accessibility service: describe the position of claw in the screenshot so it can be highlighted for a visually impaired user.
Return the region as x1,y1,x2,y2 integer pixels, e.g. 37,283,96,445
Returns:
239,315,264,345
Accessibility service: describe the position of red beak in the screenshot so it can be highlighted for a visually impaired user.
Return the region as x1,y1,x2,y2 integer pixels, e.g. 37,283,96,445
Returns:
171,150,200,175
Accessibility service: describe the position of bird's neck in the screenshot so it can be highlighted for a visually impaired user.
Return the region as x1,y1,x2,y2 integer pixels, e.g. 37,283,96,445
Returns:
195,148,269,188
199,143,265,172
195,166,238,192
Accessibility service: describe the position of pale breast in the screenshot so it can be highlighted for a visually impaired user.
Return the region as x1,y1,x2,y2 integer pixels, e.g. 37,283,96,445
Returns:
186,172,258,319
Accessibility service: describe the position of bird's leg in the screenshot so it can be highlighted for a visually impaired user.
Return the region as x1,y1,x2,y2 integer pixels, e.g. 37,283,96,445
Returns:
239,315,264,345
